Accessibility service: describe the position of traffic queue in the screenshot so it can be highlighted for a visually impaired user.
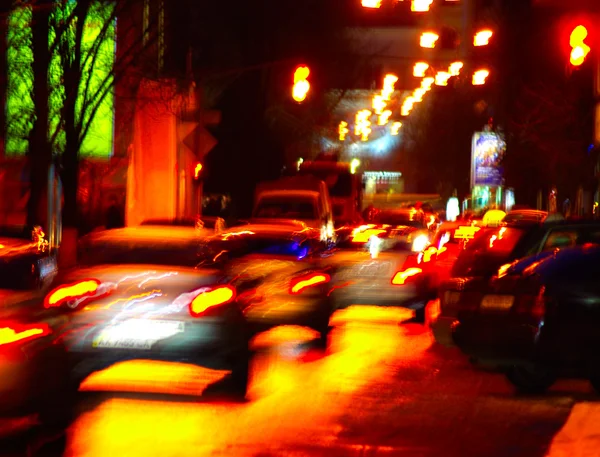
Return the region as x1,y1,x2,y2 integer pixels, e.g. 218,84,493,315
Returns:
1,178,600,436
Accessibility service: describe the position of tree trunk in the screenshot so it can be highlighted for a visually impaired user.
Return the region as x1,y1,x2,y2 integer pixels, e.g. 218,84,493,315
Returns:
27,0,52,229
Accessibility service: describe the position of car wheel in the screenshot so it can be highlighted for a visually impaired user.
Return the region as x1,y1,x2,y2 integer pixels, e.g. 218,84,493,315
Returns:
230,350,251,398
505,364,556,394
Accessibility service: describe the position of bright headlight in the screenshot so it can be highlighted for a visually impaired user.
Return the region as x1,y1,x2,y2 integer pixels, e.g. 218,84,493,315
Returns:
412,234,429,252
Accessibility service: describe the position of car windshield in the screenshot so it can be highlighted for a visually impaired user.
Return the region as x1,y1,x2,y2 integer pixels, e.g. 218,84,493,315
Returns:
372,212,425,228
254,197,317,220
297,170,352,197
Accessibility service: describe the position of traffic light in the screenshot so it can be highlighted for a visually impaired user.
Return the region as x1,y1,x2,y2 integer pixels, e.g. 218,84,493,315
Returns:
569,25,590,67
292,65,310,102
194,162,203,180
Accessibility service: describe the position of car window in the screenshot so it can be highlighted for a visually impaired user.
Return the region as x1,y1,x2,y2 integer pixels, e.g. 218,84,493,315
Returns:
254,197,317,220
542,229,578,251
465,226,526,256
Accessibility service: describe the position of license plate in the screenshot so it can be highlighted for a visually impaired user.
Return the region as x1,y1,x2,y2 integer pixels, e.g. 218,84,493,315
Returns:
481,295,514,310
351,261,392,278
93,319,185,350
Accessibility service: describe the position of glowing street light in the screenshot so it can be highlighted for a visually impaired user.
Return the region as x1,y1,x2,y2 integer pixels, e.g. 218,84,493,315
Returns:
472,69,490,85
296,157,304,171
420,32,439,48
361,0,382,8
449,61,464,76
339,121,349,141
350,158,361,174
411,0,433,12
474,30,493,47
355,110,372,141
391,122,402,135
372,95,387,115
435,71,451,86
194,163,203,179
382,73,398,100
413,87,426,102
378,110,392,125
401,105,412,116
421,77,434,90
413,62,429,77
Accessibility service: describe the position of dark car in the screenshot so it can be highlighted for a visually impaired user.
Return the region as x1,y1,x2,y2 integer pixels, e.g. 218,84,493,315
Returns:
0,224,253,429
434,219,600,346
197,224,335,348
452,245,600,394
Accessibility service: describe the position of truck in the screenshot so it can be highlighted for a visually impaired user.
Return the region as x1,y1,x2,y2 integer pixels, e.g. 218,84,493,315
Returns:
252,175,335,242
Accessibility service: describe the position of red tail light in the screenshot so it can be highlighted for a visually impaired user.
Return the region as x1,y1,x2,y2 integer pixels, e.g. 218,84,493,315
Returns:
0,322,51,349
290,272,330,295
514,286,546,320
391,267,422,285
44,279,101,308
189,285,236,317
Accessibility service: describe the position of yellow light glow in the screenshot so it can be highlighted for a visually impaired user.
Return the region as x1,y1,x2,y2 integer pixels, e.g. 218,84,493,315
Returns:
474,29,493,47
339,121,349,141
421,77,434,89
435,71,451,86
449,61,464,76
420,32,439,48
292,66,310,102
413,88,426,102
391,122,402,135
355,109,372,141
194,163,203,179
372,95,386,115
472,69,490,85
350,158,361,174
401,105,412,116
362,0,382,7
378,110,392,125
413,62,429,77
411,0,433,12
570,25,590,66
381,73,398,100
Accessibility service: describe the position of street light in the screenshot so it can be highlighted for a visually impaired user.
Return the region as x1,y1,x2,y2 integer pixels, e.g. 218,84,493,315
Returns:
338,121,349,141
569,25,590,67
378,110,392,125
472,69,490,85
382,73,398,100
411,0,433,12
361,0,382,8
413,62,429,77
474,30,493,47
292,65,310,102
449,61,464,76
194,163,203,180
420,32,439,48
350,158,361,174
435,71,451,86
355,110,372,141
391,122,402,135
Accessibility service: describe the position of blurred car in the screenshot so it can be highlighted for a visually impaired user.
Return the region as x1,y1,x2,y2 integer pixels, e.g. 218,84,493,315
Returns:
502,210,564,224
452,245,600,393
328,208,432,322
10,224,254,427
434,219,600,348
0,225,60,430
196,224,335,348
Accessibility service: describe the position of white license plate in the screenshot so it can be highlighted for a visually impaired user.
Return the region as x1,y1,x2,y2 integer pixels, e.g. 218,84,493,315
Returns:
481,295,514,310
350,262,392,278
93,319,185,350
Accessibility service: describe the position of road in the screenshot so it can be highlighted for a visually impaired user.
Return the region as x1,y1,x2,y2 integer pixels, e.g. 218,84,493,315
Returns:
4,307,597,457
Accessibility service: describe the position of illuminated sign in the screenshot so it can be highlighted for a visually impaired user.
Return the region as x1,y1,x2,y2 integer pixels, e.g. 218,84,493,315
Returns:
454,226,481,240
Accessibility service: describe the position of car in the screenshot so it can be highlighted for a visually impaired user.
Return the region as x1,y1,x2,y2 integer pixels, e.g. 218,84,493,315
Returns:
451,245,600,393
21,224,254,427
435,219,600,348
196,224,335,348
0,225,60,430
328,208,432,322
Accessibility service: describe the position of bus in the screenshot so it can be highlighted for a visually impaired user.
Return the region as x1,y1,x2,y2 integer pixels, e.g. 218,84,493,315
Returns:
297,160,362,226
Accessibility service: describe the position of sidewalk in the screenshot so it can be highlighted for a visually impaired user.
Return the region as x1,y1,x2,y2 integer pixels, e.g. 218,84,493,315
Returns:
546,402,600,457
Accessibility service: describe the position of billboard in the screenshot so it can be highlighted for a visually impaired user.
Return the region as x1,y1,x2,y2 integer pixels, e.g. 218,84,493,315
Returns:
471,131,506,187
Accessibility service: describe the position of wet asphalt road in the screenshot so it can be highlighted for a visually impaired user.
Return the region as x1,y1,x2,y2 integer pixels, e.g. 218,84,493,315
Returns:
3,307,597,457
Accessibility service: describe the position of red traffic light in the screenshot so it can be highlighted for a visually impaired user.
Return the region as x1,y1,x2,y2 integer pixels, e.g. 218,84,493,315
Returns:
570,25,591,66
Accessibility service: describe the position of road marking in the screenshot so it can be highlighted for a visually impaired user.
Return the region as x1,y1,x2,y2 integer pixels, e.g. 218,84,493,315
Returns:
546,402,600,457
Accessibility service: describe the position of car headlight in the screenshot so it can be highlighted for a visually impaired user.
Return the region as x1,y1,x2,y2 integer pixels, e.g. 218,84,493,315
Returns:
412,234,429,252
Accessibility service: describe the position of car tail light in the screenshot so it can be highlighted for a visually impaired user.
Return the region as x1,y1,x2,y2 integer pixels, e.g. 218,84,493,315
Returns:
289,272,330,295
0,322,51,349
391,267,422,285
44,279,101,308
189,285,236,317
514,286,546,320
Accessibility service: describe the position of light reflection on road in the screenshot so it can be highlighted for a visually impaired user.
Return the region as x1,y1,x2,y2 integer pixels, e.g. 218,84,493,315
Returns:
68,307,416,456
